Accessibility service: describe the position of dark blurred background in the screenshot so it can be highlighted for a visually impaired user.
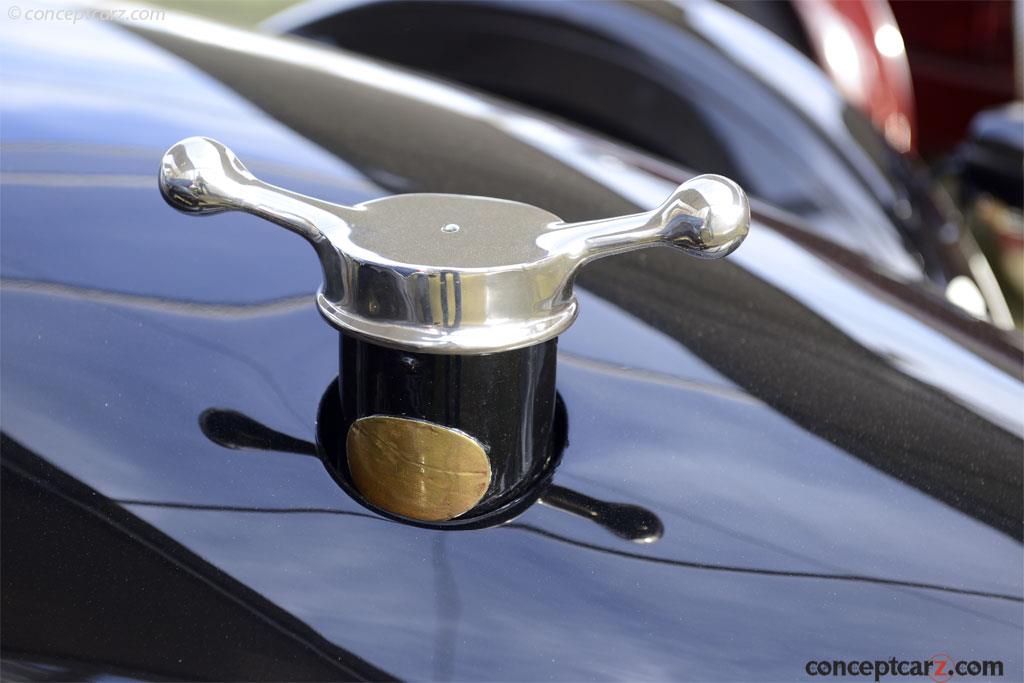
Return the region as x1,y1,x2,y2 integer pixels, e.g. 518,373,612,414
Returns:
148,0,1023,323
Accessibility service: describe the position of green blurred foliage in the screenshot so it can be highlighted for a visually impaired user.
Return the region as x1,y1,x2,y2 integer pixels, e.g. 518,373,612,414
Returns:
147,0,301,27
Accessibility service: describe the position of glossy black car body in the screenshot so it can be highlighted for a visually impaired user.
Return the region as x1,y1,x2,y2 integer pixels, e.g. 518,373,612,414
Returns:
266,0,1012,325
1,3,1021,681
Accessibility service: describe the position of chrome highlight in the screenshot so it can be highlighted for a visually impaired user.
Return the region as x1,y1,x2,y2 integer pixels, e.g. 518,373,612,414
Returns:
160,136,749,353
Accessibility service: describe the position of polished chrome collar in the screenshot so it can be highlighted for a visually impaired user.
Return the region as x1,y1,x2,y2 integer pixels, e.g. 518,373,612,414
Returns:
159,137,749,353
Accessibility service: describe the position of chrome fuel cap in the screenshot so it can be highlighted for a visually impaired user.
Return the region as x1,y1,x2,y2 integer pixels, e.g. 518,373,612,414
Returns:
160,136,750,522
159,136,749,354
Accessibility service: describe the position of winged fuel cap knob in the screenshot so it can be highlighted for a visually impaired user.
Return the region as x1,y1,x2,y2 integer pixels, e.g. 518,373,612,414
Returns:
160,137,749,523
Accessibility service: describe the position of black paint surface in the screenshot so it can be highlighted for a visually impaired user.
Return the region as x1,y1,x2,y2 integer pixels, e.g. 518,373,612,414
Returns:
339,335,558,515
1,10,1021,682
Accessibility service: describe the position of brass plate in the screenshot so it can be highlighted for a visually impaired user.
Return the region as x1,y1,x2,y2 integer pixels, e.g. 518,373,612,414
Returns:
347,416,492,522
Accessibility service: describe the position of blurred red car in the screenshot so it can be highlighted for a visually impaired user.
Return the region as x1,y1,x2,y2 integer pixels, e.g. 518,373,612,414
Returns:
728,0,1018,157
